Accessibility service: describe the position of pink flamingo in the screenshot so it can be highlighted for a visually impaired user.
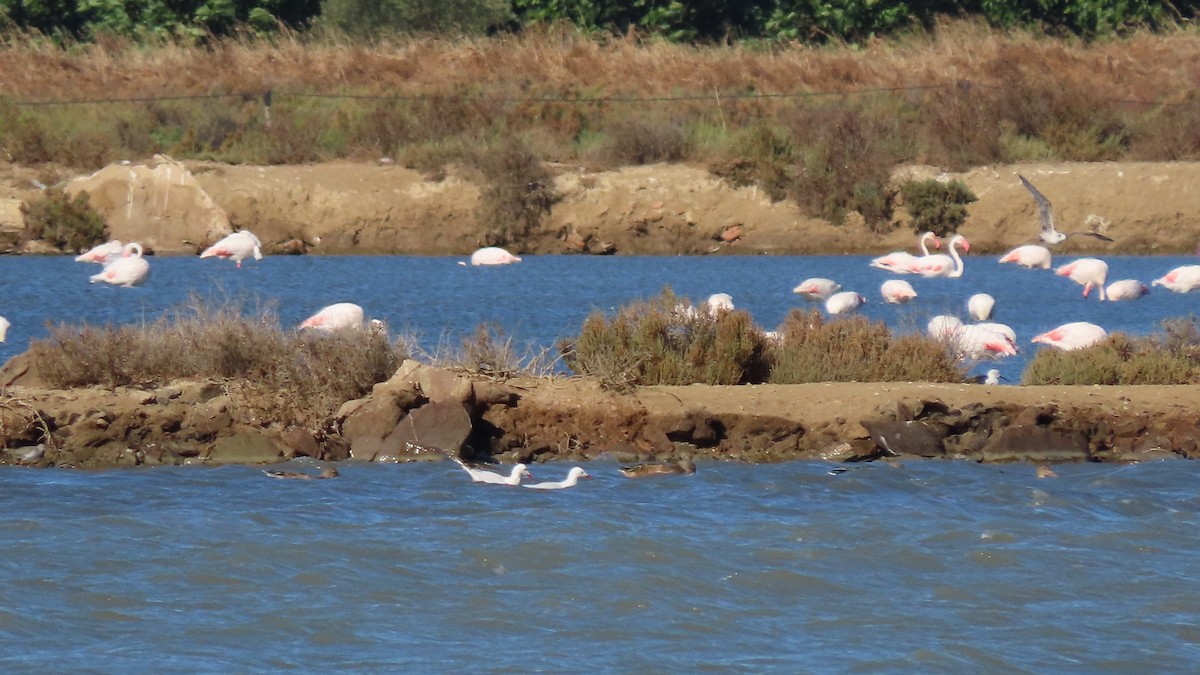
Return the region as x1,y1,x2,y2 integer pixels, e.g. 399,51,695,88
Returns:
1105,280,1149,301
999,244,1052,269
75,240,124,264
927,315,962,341
914,234,969,278
953,324,1018,360
469,247,522,266
825,291,865,315
880,279,917,304
1151,265,1200,293
870,231,941,274
298,303,368,332
967,293,995,321
200,230,263,268
793,278,841,301
1055,258,1109,300
1032,322,1108,351
89,243,149,287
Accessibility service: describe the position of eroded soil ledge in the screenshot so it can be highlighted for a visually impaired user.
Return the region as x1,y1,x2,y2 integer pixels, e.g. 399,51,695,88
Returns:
1,359,1196,469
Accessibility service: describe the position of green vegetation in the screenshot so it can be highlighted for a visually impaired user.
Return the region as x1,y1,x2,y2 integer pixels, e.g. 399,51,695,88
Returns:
18,188,109,253
1022,318,1200,385
28,296,408,427
471,137,558,247
900,178,978,237
560,290,961,388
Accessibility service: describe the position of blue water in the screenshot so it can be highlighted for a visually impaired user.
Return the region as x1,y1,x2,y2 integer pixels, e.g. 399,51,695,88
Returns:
1,254,1198,381
3,460,1200,671
5,255,1200,670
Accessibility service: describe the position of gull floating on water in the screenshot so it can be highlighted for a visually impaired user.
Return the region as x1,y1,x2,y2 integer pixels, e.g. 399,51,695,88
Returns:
263,466,339,480
449,455,532,486
524,466,590,490
1018,174,1114,245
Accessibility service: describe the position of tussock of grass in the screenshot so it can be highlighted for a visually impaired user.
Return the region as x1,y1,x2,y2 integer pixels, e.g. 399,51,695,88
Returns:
28,296,408,427
766,309,963,383
429,323,560,379
1022,318,1200,385
560,289,771,389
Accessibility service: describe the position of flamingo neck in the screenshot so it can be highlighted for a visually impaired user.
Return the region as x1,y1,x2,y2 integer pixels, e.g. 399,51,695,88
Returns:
918,232,936,256
947,238,964,278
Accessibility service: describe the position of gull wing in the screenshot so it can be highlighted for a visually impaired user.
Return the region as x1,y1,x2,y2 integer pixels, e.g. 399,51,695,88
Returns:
1017,174,1056,236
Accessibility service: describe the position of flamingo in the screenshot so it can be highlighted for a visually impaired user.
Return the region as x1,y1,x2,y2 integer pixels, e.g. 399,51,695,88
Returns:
1151,265,1200,293
974,322,1017,346
200,230,263,268
89,243,149,287
298,303,367,332
952,324,1018,361
870,231,941,274
1017,174,1114,245
914,234,969,278
469,246,522,266
449,456,532,486
1105,280,1150,301
1055,258,1109,300
927,315,963,341
0,316,9,342
524,466,591,490
880,279,917,304
706,293,734,314
793,278,841,301
75,240,124,264
999,244,1052,269
1032,322,1108,351
967,293,995,321
825,291,865,315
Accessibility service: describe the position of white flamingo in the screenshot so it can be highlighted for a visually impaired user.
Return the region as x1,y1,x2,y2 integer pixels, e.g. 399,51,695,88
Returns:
792,278,841,301
914,234,969,278
706,293,734,314
0,316,9,342
952,325,1018,361
999,244,1052,269
927,315,963,341
880,280,917,304
870,231,941,274
468,247,522,266
825,291,865,315
1056,258,1109,300
1152,265,1200,293
967,293,995,321
89,243,150,287
299,303,367,332
1105,280,1149,301
200,230,263,268
974,322,1017,346
1032,322,1108,351
524,466,591,490
75,240,124,264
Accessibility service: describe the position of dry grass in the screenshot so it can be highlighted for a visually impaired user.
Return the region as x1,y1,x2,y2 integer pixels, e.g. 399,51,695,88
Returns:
1022,318,1200,385
427,323,561,379
27,296,408,428
766,309,963,383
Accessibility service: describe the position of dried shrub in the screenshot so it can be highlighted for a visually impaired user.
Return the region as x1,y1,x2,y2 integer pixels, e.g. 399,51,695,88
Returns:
900,178,977,237
19,188,109,252
433,323,559,379
767,309,962,383
1023,318,1200,385
28,296,409,428
471,136,557,247
592,115,692,168
709,124,795,201
560,289,771,388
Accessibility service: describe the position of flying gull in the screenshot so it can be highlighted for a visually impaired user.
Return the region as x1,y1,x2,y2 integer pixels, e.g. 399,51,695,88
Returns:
1017,174,1114,245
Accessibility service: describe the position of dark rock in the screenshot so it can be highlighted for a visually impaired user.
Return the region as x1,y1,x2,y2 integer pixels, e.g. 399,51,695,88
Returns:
207,429,285,464
417,366,473,406
982,425,1089,464
473,381,518,407
380,401,474,461
281,427,321,458
862,419,946,457
274,238,307,255
342,394,406,461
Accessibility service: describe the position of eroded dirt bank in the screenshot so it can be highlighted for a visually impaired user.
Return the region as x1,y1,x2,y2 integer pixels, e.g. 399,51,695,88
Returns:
2,359,1197,469
4,159,1200,256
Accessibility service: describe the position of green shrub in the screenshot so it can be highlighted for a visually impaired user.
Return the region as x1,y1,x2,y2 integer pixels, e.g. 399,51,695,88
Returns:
767,309,962,383
899,178,977,238
1022,321,1200,385
560,289,771,389
471,136,557,247
320,0,513,36
19,188,109,253
592,115,692,168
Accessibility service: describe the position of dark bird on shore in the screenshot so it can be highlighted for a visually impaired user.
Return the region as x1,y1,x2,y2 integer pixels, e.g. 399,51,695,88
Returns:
263,466,339,480
1017,174,1114,245
619,458,696,478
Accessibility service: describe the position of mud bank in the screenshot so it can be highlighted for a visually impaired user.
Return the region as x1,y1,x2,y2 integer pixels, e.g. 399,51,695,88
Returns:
2,359,1196,469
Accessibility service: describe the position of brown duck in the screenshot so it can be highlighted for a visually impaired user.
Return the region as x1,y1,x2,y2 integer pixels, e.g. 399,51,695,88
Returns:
619,459,696,478
263,466,339,480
